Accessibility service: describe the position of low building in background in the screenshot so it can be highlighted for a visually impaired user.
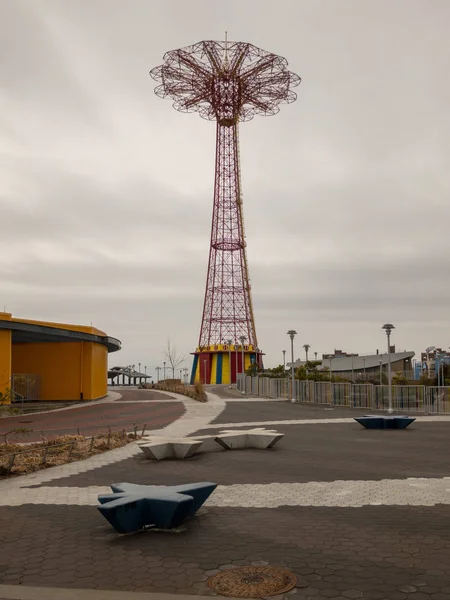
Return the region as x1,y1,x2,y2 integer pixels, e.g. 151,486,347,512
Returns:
418,348,450,378
289,350,415,381
0,311,121,403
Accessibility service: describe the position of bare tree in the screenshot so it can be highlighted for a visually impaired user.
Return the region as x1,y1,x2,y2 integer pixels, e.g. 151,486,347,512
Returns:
163,339,185,380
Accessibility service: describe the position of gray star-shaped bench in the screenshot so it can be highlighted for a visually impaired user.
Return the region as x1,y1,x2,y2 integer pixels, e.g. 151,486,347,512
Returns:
137,437,203,460
97,481,217,533
214,427,284,450
138,428,284,460
354,415,416,429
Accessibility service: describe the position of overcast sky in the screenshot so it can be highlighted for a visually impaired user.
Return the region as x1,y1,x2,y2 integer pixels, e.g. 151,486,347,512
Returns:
1,0,449,377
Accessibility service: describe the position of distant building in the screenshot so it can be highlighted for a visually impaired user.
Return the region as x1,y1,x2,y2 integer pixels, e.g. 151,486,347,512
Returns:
322,349,358,359
288,350,415,380
419,348,450,377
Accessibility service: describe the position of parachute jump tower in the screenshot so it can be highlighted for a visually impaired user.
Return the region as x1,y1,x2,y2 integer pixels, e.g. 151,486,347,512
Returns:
150,39,300,384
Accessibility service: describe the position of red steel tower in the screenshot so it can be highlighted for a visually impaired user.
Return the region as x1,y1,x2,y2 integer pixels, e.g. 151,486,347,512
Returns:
150,40,300,384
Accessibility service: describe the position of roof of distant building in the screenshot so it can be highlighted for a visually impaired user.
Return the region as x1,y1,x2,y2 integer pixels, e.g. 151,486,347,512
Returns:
288,351,415,372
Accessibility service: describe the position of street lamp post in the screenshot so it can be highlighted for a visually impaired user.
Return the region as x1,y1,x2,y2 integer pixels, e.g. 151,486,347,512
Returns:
282,350,286,373
303,344,310,362
179,369,183,381
363,358,366,380
379,360,382,385
144,365,147,376
287,330,297,403
235,341,239,389
314,352,318,360
227,339,233,388
239,336,246,395
382,324,395,413
163,361,166,381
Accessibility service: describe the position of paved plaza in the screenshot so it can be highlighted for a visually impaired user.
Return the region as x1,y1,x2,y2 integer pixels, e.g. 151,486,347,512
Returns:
1,388,450,599
0,390,184,442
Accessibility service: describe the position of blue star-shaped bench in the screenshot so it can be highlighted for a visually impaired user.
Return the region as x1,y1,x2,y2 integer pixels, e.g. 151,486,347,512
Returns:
354,415,415,430
97,482,217,533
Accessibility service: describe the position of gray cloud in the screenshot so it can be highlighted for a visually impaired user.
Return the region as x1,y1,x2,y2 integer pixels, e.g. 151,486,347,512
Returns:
1,0,449,376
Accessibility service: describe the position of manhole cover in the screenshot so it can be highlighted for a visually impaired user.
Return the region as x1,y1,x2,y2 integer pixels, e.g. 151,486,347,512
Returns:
208,566,297,598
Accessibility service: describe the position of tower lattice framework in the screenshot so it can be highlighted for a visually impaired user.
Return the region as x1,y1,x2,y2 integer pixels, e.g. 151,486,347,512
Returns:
150,40,300,384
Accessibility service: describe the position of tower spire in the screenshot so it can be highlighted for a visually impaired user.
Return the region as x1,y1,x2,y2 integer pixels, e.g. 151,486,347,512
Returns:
150,40,300,384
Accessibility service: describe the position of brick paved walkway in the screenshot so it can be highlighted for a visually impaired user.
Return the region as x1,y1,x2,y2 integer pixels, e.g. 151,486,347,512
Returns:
2,394,450,599
0,390,184,442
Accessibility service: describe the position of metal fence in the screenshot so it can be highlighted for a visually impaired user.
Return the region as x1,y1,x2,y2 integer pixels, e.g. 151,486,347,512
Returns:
236,375,450,414
11,374,40,401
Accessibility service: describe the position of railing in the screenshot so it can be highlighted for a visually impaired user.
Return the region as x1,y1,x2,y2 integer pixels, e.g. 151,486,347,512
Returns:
236,375,450,414
11,374,40,401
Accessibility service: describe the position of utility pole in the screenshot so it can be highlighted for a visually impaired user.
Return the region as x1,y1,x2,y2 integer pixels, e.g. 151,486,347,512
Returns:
382,324,395,413
227,339,233,388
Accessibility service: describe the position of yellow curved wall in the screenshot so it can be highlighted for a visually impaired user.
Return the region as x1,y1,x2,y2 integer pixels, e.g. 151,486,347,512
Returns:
0,330,12,401
12,341,108,401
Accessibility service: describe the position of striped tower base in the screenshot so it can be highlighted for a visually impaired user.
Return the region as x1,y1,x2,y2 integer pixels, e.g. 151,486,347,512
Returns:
190,344,263,385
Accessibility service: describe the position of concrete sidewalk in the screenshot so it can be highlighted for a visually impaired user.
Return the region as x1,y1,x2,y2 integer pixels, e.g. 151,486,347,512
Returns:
0,585,232,600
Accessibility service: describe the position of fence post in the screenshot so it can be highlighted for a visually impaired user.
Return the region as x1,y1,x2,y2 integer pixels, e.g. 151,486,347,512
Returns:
41,447,48,465
7,453,16,473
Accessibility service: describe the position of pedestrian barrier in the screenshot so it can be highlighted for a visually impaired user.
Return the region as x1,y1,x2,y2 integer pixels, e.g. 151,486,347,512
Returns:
236,376,450,415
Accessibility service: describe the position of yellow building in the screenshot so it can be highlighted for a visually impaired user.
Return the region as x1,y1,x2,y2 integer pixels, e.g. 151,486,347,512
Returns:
0,312,121,403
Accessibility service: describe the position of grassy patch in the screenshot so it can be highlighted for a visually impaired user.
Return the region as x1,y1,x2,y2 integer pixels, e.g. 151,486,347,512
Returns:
0,431,136,479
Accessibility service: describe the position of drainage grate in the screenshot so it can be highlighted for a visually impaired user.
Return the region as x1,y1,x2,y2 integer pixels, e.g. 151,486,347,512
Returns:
207,566,297,598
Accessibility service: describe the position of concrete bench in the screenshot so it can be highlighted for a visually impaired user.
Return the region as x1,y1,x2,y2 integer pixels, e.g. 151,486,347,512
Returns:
138,437,203,460
138,427,284,460
214,427,284,450
354,415,416,430
97,481,217,533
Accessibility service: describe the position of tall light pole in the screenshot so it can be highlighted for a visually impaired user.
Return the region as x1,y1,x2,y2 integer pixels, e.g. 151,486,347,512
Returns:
183,367,188,385
363,357,366,380
144,365,147,376
235,340,239,388
382,324,395,413
287,330,297,403
179,369,183,381
227,339,233,388
163,361,166,381
239,335,246,395
138,362,141,374
314,352,318,360
379,360,382,385
155,366,161,382
303,344,310,362
282,350,286,373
